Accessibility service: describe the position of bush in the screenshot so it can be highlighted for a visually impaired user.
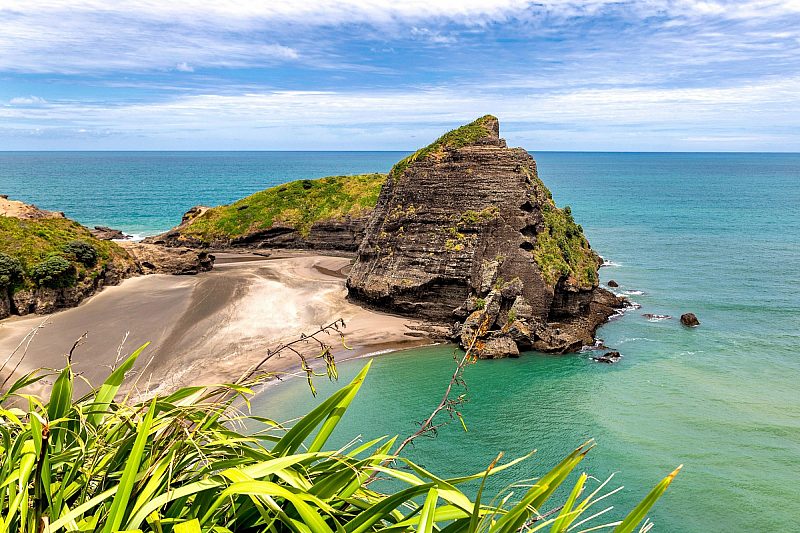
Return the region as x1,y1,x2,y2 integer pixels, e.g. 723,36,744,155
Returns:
30,254,76,288
0,253,23,288
0,350,679,532
63,239,97,266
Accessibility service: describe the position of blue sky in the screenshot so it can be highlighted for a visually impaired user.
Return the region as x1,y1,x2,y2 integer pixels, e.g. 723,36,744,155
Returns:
1,1,799,151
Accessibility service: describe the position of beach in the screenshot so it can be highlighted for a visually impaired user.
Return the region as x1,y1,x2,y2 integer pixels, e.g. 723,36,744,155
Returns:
0,251,431,395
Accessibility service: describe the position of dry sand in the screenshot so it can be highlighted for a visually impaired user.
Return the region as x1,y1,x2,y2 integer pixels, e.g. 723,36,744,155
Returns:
0,252,432,394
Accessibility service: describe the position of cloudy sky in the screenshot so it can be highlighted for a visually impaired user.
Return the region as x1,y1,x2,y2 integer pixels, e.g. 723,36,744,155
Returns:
1,1,799,151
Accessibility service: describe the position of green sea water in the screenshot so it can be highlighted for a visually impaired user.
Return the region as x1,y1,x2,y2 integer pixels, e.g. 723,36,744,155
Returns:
2,151,799,530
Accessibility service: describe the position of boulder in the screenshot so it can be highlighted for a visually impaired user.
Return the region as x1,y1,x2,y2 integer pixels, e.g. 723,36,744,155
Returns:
476,335,519,359
607,279,619,287
119,242,215,275
680,313,700,327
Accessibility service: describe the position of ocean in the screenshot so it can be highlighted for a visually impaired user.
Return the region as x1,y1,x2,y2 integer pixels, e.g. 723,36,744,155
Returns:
2,151,799,530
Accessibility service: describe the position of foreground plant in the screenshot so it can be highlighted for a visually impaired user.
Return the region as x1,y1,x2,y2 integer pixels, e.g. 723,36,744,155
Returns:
0,344,679,532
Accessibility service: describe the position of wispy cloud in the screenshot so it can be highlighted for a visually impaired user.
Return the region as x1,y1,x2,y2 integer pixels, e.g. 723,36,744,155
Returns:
1,1,798,149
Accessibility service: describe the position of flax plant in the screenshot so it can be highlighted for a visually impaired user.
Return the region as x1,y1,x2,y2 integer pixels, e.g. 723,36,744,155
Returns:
0,344,678,532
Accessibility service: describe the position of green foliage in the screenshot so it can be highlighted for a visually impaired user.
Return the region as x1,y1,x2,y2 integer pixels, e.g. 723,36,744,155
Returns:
183,173,386,243
62,240,98,266
475,298,486,310
0,253,23,289
0,350,679,532
389,115,498,182
458,206,500,226
30,254,76,288
0,217,130,290
507,309,517,323
533,203,599,287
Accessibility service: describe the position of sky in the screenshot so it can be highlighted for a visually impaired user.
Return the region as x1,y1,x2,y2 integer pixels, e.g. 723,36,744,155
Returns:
1,0,799,151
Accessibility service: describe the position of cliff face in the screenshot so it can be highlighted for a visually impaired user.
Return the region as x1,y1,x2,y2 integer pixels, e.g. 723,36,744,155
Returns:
346,116,624,356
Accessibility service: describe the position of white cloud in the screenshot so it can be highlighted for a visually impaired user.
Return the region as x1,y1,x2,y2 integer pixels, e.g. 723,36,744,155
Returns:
1,1,798,73
8,95,47,105
2,77,798,149
175,62,194,72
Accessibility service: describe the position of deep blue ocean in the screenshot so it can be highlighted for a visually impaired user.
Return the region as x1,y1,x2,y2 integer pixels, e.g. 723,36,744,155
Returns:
2,151,799,531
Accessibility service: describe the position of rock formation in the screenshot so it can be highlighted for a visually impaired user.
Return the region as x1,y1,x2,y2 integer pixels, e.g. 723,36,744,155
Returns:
680,312,700,327
0,195,214,320
90,226,130,240
118,242,215,275
0,194,64,220
346,115,625,356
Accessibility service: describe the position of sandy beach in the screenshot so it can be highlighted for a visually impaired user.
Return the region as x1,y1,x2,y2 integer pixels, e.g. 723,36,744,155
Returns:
0,252,432,394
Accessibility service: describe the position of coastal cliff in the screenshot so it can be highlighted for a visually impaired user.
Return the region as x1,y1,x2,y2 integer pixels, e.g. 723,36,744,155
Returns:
346,116,625,356
145,173,384,252
0,197,213,319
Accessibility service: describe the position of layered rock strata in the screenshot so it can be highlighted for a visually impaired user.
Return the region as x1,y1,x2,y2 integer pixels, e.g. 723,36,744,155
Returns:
346,116,625,356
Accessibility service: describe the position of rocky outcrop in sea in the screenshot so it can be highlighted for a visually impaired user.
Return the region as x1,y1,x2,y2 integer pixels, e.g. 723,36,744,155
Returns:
346,116,625,356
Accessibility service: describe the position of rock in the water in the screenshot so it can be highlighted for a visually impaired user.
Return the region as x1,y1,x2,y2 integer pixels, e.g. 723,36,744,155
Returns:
477,335,519,359
592,350,622,363
607,279,619,287
90,226,130,240
119,242,214,275
347,115,625,354
643,313,672,321
680,313,700,327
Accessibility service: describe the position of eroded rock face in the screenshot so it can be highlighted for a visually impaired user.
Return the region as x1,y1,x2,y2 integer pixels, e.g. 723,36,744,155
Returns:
145,212,368,253
347,116,625,356
119,242,215,275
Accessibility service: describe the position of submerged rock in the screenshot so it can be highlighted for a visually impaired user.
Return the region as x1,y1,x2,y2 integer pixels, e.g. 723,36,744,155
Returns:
681,312,700,327
347,115,626,355
592,350,622,364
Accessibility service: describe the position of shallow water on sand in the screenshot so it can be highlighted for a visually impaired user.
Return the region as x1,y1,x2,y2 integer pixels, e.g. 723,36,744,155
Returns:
3,151,800,530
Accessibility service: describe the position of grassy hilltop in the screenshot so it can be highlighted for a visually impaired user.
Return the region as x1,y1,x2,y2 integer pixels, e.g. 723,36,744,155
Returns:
179,173,385,245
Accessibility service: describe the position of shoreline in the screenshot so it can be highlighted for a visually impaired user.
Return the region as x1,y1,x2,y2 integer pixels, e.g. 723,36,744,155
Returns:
0,251,435,395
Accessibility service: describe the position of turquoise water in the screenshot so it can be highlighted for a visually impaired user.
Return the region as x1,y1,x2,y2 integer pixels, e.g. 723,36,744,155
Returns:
3,152,799,530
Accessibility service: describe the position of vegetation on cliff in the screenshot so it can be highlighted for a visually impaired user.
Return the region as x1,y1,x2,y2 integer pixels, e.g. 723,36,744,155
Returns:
0,217,130,291
522,168,599,288
389,115,499,182
181,173,385,244
0,343,678,532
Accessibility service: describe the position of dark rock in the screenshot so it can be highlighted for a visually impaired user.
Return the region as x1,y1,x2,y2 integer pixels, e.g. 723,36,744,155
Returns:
90,226,130,240
347,116,625,355
119,242,215,275
680,312,700,327
607,279,619,287
592,350,622,364
146,212,368,253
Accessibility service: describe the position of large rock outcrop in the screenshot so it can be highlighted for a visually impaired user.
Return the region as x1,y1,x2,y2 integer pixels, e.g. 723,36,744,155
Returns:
346,116,625,356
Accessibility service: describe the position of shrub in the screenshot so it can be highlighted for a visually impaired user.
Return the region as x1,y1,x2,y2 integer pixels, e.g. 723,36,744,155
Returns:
0,348,679,532
63,239,97,266
30,254,76,288
0,253,23,288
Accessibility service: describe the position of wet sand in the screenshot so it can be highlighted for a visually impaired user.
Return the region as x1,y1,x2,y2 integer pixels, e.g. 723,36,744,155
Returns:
0,252,431,394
